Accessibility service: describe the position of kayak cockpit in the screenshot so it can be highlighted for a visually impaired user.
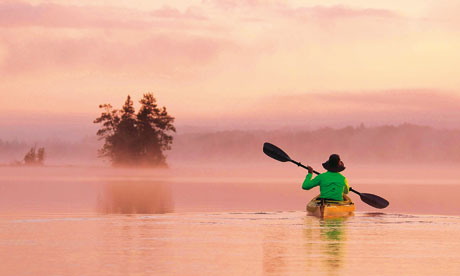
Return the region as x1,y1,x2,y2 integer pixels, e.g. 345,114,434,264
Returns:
306,194,355,218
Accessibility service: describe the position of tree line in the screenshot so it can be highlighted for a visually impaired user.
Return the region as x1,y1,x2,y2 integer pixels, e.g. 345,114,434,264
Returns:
168,124,460,164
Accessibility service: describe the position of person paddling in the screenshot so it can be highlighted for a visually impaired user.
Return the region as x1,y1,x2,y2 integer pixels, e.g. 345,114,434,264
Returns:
302,154,350,201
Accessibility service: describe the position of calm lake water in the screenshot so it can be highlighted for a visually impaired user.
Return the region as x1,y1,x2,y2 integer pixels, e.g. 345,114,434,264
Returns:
2,212,460,275
1,166,460,275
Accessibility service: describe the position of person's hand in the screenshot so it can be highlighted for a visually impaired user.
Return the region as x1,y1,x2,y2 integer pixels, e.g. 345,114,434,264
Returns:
307,166,313,174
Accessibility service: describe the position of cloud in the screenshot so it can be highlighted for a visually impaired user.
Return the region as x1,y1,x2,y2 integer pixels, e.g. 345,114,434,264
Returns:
279,5,400,21
0,1,144,29
250,90,460,128
206,1,400,20
204,0,269,10
0,1,207,29
150,6,207,20
0,33,232,75
0,1,236,77
421,1,460,30
314,90,459,111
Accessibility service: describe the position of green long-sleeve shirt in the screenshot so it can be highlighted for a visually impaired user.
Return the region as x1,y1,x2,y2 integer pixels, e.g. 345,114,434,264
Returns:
302,171,349,201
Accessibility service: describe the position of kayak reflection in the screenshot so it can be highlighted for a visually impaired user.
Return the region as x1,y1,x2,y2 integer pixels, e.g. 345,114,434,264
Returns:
320,218,347,275
302,216,348,274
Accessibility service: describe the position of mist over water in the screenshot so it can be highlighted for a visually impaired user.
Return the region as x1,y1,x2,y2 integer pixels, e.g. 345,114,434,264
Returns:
0,164,459,215
3,123,460,167
1,146,460,275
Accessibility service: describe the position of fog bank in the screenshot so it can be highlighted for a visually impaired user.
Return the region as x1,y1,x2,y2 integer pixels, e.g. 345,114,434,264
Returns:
2,124,460,166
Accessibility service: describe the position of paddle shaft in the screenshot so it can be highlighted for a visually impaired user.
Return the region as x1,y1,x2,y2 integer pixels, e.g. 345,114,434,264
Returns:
349,187,360,195
290,160,321,175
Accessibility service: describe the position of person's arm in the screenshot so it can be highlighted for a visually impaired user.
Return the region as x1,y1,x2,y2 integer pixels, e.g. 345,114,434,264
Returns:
343,177,350,194
302,166,321,190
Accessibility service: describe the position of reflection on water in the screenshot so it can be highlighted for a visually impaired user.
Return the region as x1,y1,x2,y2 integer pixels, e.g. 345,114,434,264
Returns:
262,226,288,274
1,212,460,275
98,181,173,214
320,218,346,275
302,217,347,275
2,167,460,275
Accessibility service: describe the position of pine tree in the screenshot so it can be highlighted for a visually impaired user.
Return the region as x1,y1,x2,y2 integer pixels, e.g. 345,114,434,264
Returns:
37,147,45,165
137,93,176,166
23,147,45,165
24,147,36,165
113,95,138,165
94,93,175,167
93,104,120,161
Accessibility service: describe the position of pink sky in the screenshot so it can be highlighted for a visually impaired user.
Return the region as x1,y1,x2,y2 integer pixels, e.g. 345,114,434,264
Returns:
1,0,460,139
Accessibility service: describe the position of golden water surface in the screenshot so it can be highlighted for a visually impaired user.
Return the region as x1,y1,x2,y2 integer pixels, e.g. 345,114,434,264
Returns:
1,212,460,275
1,167,460,275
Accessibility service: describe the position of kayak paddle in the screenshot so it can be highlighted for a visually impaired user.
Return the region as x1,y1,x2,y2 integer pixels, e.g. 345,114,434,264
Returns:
349,187,389,209
262,142,389,209
263,142,321,174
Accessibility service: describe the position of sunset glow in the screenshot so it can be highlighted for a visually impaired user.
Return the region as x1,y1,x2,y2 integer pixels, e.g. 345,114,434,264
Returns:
2,2,460,275
1,0,460,138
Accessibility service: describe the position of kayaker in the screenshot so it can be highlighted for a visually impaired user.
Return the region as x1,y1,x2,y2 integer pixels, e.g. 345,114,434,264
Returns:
302,154,350,201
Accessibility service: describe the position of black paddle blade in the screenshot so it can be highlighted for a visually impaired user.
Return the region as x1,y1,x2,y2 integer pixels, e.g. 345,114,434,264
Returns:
263,142,291,162
360,193,389,209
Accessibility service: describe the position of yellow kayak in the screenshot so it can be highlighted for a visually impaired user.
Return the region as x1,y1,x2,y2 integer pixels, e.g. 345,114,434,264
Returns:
306,194,355,218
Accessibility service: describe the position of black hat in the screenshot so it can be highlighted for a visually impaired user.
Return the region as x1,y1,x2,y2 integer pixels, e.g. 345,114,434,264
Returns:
322,154,345,172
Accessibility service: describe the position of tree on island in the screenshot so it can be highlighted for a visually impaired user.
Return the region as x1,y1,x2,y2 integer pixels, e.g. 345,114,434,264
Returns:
94,93,176,167
24,147,45,165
